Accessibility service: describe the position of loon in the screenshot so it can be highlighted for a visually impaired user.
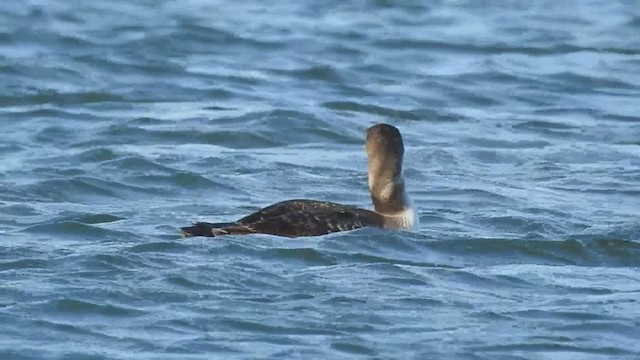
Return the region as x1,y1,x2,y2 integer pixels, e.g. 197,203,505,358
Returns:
180,123,418,238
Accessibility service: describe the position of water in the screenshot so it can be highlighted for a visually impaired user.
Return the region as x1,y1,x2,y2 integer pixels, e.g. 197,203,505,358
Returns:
1,0,640,359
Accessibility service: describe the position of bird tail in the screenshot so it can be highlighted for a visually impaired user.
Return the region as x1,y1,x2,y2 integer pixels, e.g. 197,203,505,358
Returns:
180,222,254,237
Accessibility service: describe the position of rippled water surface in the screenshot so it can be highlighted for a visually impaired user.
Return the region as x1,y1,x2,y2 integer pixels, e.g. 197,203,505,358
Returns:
2,1,640,359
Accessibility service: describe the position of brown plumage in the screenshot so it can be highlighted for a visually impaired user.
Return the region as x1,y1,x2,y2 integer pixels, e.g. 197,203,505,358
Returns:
181,123,416,238
181,199,384,238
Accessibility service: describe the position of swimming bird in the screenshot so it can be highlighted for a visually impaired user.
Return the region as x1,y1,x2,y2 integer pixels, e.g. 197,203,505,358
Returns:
180,123,418,238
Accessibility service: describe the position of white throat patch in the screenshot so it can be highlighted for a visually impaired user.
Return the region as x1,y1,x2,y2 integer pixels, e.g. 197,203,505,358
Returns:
383,194,419,230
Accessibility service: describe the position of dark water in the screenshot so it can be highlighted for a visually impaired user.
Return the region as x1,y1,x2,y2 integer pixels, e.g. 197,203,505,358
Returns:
1,1,640,359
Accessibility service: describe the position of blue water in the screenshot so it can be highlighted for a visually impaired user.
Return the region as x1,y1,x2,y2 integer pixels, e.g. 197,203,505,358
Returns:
1,1,640,359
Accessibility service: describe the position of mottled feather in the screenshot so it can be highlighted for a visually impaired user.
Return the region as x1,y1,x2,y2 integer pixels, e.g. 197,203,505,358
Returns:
181,200,384,238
